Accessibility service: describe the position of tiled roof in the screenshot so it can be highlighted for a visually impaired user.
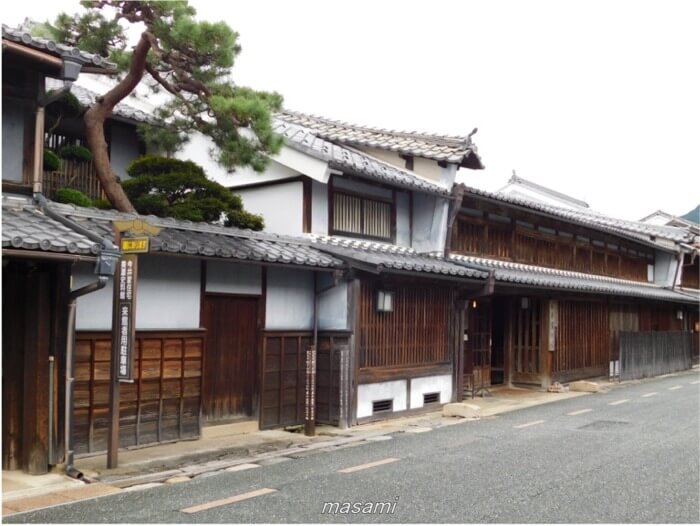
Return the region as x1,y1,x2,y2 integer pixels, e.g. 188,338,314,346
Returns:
274,120,451,196
276,110,484,169
2,24,117,71
2,195,342,269
459,184,692,245
309,235,488,280
45,79,156,124
450,254,699,304
2,194,100,255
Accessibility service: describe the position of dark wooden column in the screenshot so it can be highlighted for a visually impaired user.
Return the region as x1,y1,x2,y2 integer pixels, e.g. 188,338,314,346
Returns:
2,263,25,470
22,267,51,474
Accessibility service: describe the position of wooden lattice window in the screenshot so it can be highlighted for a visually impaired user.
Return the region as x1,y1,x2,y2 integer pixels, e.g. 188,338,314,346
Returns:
331,190,393,241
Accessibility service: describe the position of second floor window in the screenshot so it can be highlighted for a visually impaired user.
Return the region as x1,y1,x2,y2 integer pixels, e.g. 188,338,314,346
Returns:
332,190,393,241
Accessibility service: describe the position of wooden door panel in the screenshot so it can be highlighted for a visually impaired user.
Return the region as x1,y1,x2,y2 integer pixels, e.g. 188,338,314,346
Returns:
201,295,259,422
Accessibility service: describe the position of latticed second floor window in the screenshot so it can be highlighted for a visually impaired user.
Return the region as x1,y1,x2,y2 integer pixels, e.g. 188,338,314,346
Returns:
332,191,393,241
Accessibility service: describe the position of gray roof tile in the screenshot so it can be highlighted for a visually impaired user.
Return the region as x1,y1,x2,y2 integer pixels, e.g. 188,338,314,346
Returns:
459,184,692,245
45,79,156,124
450,254,698,303
310,235,487,280
2,195,100,255
2,195,341,269
274,120,451,196
2,24,117,70
276,110,483,169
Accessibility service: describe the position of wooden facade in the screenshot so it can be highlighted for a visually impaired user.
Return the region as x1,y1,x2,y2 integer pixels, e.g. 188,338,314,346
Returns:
357,281,452,376
200,294,260,422
260,332,311,429
680,253,699,290
73,330,204,455
452,203,654,281
2,260,70,474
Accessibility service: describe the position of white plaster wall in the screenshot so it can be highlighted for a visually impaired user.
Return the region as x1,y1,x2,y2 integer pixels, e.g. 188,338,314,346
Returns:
2,101,24,182
237,182,304,236
205,261,262,295
357,380,408,418
409,375,452,409
395,191,410,247
110,122,141,181
412,194,449,253
412,156,442,182
318,280,348,330
265,267,314,330
654,251,677,288
311,180,329,235
75,255,201,330
178,134,329,187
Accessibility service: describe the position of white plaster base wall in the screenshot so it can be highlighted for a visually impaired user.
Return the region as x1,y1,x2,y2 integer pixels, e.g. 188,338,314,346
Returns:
357,380,407,419
409,375,452,409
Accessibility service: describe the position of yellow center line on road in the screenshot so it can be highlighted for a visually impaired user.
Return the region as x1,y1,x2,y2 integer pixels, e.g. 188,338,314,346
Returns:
641,392,658,398
567,409,593,416
513,420,545,429
181,488,277,514
608,399,629,406
337,457,400,474
668,386,683,391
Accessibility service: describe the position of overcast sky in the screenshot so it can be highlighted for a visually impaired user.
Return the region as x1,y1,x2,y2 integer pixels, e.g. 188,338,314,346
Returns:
4,0,699,220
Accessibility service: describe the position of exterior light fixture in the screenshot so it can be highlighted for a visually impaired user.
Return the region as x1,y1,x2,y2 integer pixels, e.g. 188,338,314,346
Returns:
676,310,684,320
521,297,530,310
94,245,120,277
377,290,394,313
472,300,477,309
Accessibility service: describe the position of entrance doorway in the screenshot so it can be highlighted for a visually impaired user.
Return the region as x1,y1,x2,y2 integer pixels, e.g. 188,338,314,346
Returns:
200,294,260,422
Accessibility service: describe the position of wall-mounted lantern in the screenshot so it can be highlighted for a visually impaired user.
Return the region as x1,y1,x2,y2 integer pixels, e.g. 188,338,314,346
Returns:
377,290,394,313
676,310,684,320
472,300,477,309
521,297,530,310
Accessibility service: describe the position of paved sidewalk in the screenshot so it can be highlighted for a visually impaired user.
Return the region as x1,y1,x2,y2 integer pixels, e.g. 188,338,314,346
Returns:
1,382,594,518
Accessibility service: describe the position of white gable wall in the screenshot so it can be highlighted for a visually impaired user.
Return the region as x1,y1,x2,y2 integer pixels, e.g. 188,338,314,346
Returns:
237,181,304,236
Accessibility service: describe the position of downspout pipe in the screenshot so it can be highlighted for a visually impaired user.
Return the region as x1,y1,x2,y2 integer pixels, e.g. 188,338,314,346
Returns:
65,277,109,479
32,80,76,195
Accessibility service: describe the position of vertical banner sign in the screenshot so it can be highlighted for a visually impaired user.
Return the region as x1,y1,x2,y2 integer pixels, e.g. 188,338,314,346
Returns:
548,300,558,352
117,255,137,380
304,345,317,436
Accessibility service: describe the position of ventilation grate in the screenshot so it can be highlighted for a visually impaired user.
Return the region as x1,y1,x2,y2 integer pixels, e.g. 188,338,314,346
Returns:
372,399,393,414
423,392,440,405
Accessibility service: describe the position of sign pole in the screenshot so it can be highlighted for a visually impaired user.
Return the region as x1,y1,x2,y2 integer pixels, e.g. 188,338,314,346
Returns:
107,227,121,469
107,220,157,469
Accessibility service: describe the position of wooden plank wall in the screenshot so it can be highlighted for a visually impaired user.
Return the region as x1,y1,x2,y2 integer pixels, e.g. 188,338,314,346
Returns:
452,210,652,281
357,282,451,372
510,299,543,384
73,330,204,455
553,301,610,380
681,254,699,290
260,332,310,429
315,333,351,426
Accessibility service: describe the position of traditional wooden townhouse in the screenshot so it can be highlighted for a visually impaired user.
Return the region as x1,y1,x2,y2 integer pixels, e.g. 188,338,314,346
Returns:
445,179,699,392
2,23,120,474
220,113,494,425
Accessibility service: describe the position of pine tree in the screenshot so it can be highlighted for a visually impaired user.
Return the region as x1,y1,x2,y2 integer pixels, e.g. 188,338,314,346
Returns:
43,1,284,212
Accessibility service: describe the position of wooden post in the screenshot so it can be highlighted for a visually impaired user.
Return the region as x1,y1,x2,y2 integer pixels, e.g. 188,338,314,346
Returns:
22,268,50,474
107,228,121,469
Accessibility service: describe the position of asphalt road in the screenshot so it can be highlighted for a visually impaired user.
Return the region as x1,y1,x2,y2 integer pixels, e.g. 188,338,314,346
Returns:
8,370,700,523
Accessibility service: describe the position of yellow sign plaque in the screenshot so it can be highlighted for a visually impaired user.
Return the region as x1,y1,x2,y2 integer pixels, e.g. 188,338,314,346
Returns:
121,237,150,254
